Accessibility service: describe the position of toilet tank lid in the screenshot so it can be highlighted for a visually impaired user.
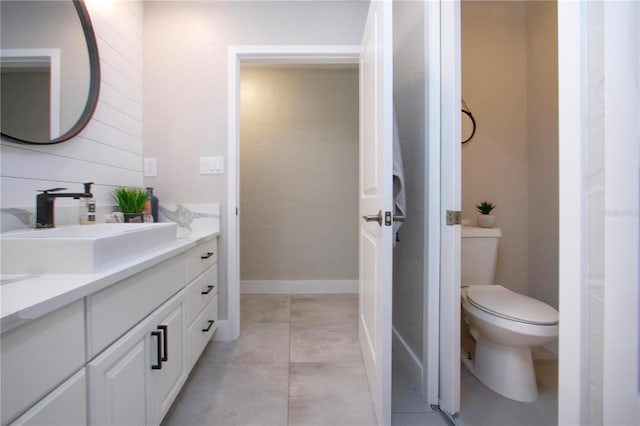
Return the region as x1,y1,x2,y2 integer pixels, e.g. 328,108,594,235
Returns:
461,226,502,238
467,285,559,325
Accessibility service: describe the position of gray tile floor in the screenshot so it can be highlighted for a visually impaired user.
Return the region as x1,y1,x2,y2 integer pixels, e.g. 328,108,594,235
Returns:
163,294,555,426
163,294,377,426
391,357,449,426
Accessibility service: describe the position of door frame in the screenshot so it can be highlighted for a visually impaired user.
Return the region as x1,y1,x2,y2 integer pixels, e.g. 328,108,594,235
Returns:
428,0,462,416
224,45,361,341
0,48,61,139
432,0,604,422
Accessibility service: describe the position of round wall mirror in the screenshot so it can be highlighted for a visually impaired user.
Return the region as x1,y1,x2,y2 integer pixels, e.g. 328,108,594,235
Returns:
0,0,100,144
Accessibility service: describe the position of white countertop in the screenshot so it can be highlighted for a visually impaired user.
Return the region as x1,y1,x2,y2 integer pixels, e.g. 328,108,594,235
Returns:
1,228,219,334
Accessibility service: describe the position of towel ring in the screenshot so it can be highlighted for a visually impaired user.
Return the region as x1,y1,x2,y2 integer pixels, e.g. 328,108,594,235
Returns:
462,99,476,144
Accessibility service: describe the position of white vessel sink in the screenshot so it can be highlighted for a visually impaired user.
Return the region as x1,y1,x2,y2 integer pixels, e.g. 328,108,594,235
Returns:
1,223,178,274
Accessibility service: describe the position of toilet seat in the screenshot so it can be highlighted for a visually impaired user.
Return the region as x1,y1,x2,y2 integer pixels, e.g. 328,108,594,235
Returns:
466,285,558,326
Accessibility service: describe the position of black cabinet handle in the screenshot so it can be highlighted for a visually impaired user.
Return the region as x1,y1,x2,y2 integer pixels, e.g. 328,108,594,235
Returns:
157,325,168,362
201,252,214,259
202,320,215,332
202,285,215,295
151,331,162,370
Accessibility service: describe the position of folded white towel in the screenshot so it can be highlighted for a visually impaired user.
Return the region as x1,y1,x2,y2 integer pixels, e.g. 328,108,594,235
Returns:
393,108,406,245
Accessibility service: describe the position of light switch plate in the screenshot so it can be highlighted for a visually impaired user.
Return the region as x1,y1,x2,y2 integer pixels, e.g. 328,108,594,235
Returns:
200,156,224,175
143,157,158,177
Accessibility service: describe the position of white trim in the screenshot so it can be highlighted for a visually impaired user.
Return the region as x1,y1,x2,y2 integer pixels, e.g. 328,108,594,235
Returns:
227,45,361,342
241,280,358,294
602,1,640,423
1,48,61,138
438,0,462,416
557,1,589,424
212,320,234,342
425,0,442,406
393,327,424,397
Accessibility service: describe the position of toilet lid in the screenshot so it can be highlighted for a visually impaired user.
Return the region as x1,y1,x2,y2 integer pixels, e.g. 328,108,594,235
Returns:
466,285,559,325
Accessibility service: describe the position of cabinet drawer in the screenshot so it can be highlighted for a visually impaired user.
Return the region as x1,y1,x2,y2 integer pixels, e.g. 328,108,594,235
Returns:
185,264,218,325
87,254,186,358
186,238,217,283
1,300,85,425
11,369,87,426
186,295,218,371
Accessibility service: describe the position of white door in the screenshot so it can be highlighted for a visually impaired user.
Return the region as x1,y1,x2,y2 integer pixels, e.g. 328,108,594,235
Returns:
438,0,462,416
358,1,393,425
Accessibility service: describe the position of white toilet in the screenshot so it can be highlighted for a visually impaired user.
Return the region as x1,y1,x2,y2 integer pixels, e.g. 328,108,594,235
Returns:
461,226,558,402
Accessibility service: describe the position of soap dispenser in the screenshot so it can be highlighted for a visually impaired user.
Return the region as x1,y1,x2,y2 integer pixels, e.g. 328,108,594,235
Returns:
80,182,96,225
146,187,159,222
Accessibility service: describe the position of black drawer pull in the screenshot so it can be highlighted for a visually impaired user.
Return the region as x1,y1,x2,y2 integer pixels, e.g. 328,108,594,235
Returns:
202,320,215,332
201,252,214,259
157,325,168,362
202,285,215,295
151,331,162,370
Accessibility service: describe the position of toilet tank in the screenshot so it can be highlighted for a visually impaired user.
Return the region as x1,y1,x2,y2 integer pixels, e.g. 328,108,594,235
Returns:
461,226,502,286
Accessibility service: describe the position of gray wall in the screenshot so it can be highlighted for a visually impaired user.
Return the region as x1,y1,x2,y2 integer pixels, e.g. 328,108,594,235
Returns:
526,0,559,310
461,1,559,309
461,1,529,296
240,66,358,282
392,0,427,364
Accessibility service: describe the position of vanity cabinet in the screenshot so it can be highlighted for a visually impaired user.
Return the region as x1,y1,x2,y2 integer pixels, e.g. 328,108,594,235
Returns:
1,300,85,425
2,235,218,426
10,370,87,426
88,290,186,425
185,266,218,370
87,235,218,425
184,241,219,371
86,254,186,359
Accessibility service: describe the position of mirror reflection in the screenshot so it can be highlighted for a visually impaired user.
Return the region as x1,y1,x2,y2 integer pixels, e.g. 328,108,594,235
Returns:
0,0,99,144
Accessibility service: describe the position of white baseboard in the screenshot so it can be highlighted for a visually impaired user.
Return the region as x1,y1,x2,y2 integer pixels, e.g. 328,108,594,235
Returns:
212,320,236,341
240,280,358,294
392,326,424,392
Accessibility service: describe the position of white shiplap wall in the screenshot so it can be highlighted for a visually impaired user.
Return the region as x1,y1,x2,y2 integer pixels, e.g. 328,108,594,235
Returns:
0,1,143,225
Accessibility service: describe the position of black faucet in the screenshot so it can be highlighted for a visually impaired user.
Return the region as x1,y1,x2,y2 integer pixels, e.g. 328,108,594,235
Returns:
36,182,94,228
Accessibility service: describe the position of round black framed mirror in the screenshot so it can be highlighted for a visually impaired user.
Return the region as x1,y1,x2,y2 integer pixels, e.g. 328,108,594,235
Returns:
461,99,476,144
0,0,100,144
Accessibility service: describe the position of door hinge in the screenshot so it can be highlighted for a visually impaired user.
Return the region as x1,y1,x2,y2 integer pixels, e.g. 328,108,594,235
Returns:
446,210,461,226
236,207,239,216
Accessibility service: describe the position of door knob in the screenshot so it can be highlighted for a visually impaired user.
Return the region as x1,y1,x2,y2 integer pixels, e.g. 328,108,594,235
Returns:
362,210,383,226
362,210,405,227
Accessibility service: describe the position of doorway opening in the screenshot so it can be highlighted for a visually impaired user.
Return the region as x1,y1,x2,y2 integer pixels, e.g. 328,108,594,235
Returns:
457,2,559,423
238,64,360,297
226,46,384,425
225,45,361,340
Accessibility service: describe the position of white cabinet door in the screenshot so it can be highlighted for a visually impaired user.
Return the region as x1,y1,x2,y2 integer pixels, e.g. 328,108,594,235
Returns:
1,300,85,425
88,319,150,426
88,290,186,426
11,369,87,426
150,297,186,424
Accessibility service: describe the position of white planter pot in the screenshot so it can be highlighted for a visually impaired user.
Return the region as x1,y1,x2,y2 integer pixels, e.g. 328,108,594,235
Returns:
478,214,496,228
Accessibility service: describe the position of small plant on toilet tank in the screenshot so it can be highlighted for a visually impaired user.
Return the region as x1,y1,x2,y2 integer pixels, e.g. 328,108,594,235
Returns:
476,200,496,228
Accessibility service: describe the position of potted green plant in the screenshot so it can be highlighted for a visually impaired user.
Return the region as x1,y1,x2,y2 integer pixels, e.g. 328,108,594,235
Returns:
113,187,148,223
476,200,496,228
